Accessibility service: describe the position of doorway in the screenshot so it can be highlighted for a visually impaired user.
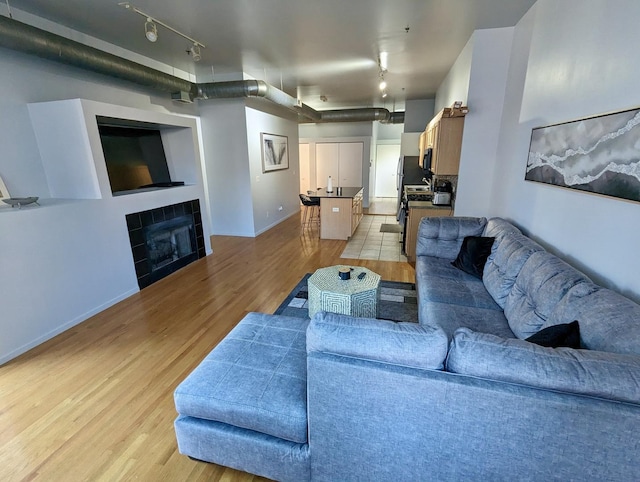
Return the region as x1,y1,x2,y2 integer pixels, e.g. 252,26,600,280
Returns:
374,144,400,198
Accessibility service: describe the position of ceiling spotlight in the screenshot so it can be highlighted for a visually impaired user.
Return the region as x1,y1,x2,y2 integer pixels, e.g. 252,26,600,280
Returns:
382,91,388,98
120,3,205,53
190,43,201,62
145,18,158,42
379,80,387,91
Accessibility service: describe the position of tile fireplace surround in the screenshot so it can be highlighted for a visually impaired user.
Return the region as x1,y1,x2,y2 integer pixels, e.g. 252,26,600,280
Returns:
126,199,206,289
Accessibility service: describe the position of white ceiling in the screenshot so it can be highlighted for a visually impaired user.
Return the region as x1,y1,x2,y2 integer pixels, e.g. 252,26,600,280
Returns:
6,0,536,110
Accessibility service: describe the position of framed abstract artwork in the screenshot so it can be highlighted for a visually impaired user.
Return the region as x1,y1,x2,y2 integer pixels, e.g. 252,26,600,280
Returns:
525,107,640,202
0,174,9,201
261,133,289,172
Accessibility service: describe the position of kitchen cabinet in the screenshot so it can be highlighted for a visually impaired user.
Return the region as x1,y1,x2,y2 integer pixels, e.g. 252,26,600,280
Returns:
420,108,467,175
351,189,363,235
405,204,452,262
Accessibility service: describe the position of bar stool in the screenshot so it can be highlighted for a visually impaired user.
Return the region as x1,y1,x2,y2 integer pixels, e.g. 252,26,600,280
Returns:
299,193,320,234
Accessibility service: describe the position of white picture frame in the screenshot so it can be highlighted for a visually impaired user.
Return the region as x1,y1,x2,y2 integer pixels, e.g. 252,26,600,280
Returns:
261,133,289,172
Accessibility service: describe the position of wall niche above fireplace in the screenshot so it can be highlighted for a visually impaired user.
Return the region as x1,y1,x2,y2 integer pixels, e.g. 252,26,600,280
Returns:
28,99,200,200
126,200,206,289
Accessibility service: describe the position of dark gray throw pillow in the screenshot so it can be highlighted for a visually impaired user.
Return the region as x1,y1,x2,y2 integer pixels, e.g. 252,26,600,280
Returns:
451,236,495,279
526,320,581,348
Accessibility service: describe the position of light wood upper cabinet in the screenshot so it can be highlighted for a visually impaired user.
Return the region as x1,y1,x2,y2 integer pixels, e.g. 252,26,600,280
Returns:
420,108,467,176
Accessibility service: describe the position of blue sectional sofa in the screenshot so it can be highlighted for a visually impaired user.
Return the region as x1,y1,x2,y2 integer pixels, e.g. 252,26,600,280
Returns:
174,217,640,481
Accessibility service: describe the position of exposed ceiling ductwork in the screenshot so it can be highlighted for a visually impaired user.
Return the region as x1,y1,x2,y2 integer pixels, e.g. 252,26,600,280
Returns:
0,15,404,124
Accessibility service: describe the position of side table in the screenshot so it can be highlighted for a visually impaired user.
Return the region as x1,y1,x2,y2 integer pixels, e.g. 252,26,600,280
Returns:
307,265,381,319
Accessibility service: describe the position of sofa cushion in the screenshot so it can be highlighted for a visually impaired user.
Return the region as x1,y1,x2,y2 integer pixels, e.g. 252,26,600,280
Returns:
415,217,487,260
482,217,521,239
307,312,449,370
547,284,640,356
446,328,640,404
451,236,495,279
421,301,514,341
525,321,581,348
416,256,502,312
504,251,592,339
482,232,544,309
174,312,309,444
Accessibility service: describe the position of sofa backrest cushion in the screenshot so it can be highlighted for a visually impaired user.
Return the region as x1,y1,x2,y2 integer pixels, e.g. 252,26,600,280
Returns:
482,217,521,239
483,232,544,309
504,251,592,339
547,284,640,356
446,328,640,404
416,217,487,260
307,312,449,370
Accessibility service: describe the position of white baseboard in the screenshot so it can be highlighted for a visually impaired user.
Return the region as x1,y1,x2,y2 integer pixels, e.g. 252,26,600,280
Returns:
0,287,139,366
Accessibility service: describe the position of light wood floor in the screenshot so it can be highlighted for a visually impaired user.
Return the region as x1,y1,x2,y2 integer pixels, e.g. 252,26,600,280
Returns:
0,213,414,481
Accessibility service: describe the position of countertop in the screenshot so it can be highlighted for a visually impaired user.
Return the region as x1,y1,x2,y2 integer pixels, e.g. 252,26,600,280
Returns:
308,186,363,198
408,200,453,210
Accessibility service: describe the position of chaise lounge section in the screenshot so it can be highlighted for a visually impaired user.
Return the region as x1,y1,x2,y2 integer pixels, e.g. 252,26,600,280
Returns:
174,217,640,481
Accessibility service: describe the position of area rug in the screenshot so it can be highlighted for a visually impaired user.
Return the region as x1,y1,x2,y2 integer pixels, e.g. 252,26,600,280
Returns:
274,273,418,323
380,223,403,233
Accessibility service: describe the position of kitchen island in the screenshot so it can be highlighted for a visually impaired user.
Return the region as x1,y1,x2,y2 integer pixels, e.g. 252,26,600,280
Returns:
307,187,363,240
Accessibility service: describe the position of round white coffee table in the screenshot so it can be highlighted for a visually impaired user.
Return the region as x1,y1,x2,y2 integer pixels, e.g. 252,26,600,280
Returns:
307,265,381,319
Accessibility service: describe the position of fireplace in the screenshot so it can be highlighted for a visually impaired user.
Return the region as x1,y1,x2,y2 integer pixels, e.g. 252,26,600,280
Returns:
126,200,206,289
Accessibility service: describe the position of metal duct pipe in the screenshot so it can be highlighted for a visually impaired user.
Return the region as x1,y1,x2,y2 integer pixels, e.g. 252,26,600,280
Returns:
0,15,401,124
0,15,197,98
198,79,321,121
384,111,406,124
314,108,390,123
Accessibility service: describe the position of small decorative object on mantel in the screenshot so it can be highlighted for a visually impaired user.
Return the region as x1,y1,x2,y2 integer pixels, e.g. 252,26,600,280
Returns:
2,197,40,209
526,107,640,203
261,133,289,172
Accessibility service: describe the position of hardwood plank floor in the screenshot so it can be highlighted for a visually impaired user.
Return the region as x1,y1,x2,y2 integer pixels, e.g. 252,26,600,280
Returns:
0,213,414,481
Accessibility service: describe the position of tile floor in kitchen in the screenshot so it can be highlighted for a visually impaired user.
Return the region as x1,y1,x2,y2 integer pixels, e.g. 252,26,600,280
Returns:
340,214,407,262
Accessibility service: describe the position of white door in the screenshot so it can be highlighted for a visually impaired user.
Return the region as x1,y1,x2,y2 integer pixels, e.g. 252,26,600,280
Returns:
338,142,364,187
316,143,339,189
299,143,310,194
375,144,401,197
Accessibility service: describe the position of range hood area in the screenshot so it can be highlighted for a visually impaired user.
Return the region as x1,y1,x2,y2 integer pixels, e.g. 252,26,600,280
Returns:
0,15,404,124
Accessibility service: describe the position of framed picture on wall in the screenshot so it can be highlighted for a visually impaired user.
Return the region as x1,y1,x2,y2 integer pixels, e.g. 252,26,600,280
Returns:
0,174,10,201
525,107,640,203
261,133,289,172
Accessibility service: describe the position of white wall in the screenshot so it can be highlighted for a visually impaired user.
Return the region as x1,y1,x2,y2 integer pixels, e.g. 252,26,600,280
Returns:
299,121,373,139
199,99,255,236
444,0,640,300
0,46,210,364
453,28,515,217
404,99,436,132
377,122,403,140
490,0,640,300
246,107,301,235
435,38,473,114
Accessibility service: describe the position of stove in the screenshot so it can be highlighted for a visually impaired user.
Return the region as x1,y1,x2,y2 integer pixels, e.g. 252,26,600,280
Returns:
406,193,433,202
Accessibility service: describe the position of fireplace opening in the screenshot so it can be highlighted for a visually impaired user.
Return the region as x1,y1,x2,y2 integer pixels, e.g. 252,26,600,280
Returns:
126,200,206,289
145,215,195,272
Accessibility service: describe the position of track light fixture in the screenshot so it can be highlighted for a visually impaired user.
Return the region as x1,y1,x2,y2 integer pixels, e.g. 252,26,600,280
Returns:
119,2,205,61
379,79,387,91
144,18,157,42
190,43,201,62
